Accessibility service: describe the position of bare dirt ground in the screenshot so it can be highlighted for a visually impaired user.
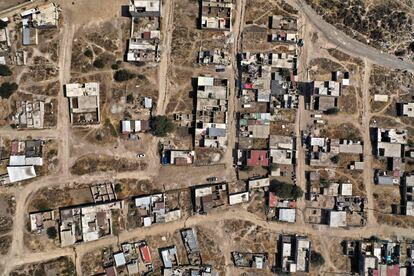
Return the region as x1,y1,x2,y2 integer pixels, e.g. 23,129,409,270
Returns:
1,0,414,275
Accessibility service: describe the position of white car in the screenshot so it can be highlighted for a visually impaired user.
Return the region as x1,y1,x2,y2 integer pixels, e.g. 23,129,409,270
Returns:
137,153,145,158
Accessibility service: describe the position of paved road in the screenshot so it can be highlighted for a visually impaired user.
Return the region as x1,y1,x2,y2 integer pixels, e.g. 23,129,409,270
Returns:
294,0,414,71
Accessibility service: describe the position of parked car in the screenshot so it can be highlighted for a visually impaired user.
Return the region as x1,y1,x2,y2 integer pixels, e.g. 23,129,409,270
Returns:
137,153,145,158
207,176,218,182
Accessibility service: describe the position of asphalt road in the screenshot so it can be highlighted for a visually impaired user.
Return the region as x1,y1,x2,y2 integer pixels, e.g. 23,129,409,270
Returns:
295,0,414,72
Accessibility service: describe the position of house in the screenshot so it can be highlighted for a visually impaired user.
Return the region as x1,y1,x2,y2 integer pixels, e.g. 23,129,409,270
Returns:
29,210,55,233
22,19,38,46
338,140,363,154
279,235,311,273
90,182,117,203
12,101,45,129
246,150,269,167
31,3,60,28
200,0,233,31
397,102,414,117
59,201,123,246
328,211,347,228
306,80,341,111
7,140,43,183
129,0,161,17
181,228,202,265
269,30,298,43
232,252,268,269
248,177,270,190
126,38,160,63
121,120,150,134
268,192,297,223
65,83,100,125
163,150,195,165
163,266,214,276
270,15,298,30
229,191,250,205
134,193,181,227
239,113,271,139
373,128,407,158
402,174,414,216
357,239,400,276
160,246,179,268
195,77,228,148
192,183,228,214
198,49,229,66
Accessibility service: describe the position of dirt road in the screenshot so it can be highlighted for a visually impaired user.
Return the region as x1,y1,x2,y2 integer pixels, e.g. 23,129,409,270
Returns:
156,0,175,115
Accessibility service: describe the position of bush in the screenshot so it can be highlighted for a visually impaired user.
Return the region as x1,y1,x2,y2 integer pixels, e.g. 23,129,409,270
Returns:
310,251,325,267
330,155,340,164
34,198,50,211
324,107,340,115
111,63,119,70
270,180,303,199
46,226,57,239
0,64,12,76
126,94,134,103
93,59,105,69
84,49,93,58
114,69,136,82
0,82,18,99
115,183,122,193
151,116,175,137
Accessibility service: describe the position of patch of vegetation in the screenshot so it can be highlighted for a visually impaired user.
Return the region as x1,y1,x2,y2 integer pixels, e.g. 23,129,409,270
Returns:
111,63,119,70
114,69,136,82
0,82,18,99
324,107,340,115
330,155,340,164
104,118,118,137
310,250,325,267
46,226,57,239
269,180,303,199
84,48,93,58
115,183,122,193
126,94,134,104
151,116,175,137
33,199,50,211
0,64,12,76
93,59,105,69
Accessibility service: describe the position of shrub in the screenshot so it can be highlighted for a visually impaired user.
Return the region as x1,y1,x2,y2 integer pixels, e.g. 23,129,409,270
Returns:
324,107,340,115
310,251,325,267
151,116,175,137
0,82,18,99
34,198,50,211
330,155,340,164
269,180,303,199
115,183,122,193
84,49,93,58
111,63,119,70
93,59,105,69
46,226,57,239
0,64,12,76
114,69,135,82
126,94,134,103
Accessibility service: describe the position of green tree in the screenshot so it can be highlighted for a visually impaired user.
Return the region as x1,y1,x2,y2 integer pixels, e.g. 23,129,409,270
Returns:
114,69,136,82
0,64,12,76
46,226,58,239
93,59,105,69
0,82,18,99
151,116,175,137
324,107,340,115
84,48,93,58
269,180,303,199
310,251,325,267
111,63,119,70
115,183,122,193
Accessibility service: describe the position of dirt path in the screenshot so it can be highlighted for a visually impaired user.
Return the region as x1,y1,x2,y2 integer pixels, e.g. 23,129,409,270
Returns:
156,0,175,115
361,59,377,227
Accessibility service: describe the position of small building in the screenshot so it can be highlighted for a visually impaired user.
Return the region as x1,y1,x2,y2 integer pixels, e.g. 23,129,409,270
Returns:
248,177,270,190
31,3,60,28
129,0,161,17
164,150,195,165
279,235,311,273
113,252,127,267
397,102,414,117
306,80,341,111
121,120,150,134
181,228,202,265
232,252,268,269
29,210,55,233
200,0,232,31
65,83,100,125
246,150,269,167
126,38,160,63
373,128,407,158
328,211,347,228
192,183,228,214
229,191,250,205
278,208,296,223
160,246,179,268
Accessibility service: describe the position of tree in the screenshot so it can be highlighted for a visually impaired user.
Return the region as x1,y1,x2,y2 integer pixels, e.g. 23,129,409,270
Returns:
310,251,325,267
93,59,105,69
0,64,12,76
269,180,303,199
151,116,175,137
111,63,119,70
114,69,135,82
324,107,340,115
115,183,122,193
84,48,93,58
46,226,57,239
0,82,18,99
330,155,340,164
